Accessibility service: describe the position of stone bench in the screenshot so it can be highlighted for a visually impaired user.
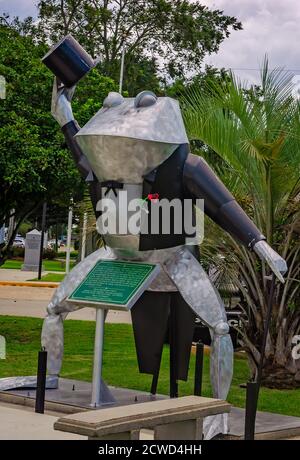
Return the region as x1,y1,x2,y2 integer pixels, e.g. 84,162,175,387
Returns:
54,395,231,440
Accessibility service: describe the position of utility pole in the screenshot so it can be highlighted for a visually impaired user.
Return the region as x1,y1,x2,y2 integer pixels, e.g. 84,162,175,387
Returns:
81,212,88,261
119,39,126,94
65,201,73,274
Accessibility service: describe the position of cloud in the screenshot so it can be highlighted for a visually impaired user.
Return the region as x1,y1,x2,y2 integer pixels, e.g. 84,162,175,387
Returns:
0,0,37,19
202,0,300,84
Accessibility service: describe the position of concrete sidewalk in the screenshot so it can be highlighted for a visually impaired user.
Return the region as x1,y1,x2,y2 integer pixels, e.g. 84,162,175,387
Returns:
0,269,132,323
0,268,47,282
0,402,86,440
0,285,131,323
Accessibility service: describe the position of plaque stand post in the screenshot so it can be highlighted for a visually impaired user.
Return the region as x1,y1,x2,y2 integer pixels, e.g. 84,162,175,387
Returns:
91,308,106,407
67,260,161,407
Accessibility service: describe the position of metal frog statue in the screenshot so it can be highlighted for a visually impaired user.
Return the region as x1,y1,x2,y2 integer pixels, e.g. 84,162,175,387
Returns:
11,36,289,439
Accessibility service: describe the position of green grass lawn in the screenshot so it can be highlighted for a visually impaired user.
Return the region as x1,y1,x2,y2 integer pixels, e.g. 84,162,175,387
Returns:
0,259,75,272
28,273,65,282
0,316,299,416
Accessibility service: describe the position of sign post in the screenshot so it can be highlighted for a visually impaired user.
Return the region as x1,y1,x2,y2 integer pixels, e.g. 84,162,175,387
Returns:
68,260,160,406
66,204,73,274
91,308,106,407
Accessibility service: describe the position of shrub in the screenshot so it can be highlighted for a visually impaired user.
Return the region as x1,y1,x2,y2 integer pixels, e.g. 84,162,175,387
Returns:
12,247,25,258
43,248,58,260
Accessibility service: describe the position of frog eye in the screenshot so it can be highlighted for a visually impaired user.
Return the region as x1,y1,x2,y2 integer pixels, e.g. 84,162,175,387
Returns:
134,91,157,108
103,92,124,108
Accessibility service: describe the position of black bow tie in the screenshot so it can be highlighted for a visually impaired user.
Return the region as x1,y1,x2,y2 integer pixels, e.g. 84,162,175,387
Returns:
101,180,124,197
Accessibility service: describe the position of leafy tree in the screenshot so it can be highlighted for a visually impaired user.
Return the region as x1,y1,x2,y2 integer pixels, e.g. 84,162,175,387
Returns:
35,0,241,87
166,66,230,98
183,60,300,388
0,23,117,263
121,54,161,95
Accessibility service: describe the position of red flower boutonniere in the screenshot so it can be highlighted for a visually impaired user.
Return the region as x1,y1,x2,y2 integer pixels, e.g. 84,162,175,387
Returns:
147,193,160,203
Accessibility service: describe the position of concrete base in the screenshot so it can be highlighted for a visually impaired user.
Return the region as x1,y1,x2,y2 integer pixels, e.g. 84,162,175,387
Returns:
22,264,43,272
2,378,300,440
2,378,166,410
229,407,300,439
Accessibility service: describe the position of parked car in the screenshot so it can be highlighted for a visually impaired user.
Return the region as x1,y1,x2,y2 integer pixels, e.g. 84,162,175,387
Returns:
47,239,56,249
12,237,25,248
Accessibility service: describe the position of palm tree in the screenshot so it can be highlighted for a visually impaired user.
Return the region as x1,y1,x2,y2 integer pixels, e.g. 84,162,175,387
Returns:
182,59,300,388
74,190,102,258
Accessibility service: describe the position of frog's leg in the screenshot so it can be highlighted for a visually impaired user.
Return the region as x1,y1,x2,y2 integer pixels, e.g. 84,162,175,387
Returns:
42,247,115,379
0,247,115,392
164,247,233,439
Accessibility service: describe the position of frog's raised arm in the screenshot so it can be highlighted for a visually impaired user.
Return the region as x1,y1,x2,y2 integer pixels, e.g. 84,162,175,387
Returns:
51,78,94,181
183,153,265,248
51,78,102,212
183,153,287,282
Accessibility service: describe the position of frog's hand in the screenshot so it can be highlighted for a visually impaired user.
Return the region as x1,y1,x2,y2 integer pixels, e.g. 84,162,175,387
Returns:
254,240,287,283
51,77,75,127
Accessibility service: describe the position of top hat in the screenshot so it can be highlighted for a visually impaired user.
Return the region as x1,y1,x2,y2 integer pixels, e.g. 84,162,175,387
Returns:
42,34,95,87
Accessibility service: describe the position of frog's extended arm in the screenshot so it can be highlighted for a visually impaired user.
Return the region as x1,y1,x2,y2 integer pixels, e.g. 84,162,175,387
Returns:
62,120,94,181
183,153,287,282
51,79,101,211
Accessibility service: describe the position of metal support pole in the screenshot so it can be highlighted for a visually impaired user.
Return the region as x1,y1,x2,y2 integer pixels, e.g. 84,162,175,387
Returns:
38,202,47,280
91,308,106,407
65,205,73,274
81,212,87,261
194,341,204,396
119,43,125,94
244,382,259,440
169,305,178,398
244,274,276,440
35,348,47,413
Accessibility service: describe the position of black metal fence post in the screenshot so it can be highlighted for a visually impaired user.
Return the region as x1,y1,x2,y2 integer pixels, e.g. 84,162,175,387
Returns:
244,382,259,439
244,274,276,440
35,348,47,414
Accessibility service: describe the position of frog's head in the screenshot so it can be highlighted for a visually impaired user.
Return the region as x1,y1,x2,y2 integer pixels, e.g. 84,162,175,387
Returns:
75,91,188,183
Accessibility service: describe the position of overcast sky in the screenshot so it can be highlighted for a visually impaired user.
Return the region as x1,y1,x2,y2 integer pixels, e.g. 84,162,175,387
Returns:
0,0,37,19
202,0,300,84
1,0,300,85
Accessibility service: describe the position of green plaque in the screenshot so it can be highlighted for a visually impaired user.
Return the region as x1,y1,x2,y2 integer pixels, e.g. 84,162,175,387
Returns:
67,260,160,311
